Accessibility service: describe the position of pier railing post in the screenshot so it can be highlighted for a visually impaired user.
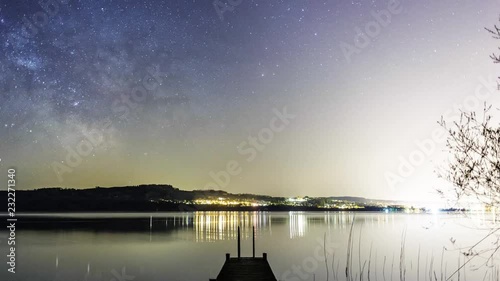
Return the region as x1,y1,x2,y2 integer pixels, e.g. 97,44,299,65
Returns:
252,226,255,258
237,226,241,258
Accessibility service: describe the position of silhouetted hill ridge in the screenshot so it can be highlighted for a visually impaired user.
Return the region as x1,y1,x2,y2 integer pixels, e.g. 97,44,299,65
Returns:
0,184,402,212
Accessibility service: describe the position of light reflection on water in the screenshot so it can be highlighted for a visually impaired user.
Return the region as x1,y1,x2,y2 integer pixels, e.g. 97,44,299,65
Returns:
1,211,499,281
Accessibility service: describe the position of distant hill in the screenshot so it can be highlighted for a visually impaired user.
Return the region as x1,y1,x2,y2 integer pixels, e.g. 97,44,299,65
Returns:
0,184,403,212
326,196,405,205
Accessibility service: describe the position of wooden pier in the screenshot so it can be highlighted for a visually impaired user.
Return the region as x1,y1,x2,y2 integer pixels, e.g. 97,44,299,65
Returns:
209,226,277,281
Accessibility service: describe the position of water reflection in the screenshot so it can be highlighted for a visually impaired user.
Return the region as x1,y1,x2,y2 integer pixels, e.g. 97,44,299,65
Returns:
10,211,496,242
8,212,405,242
192,211,362,241
289,212,306,238
193,211,270,242
192,211,396,241
3,212,499,281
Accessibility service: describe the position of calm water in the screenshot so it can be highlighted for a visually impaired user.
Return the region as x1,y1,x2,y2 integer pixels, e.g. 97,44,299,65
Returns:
0,211,498,281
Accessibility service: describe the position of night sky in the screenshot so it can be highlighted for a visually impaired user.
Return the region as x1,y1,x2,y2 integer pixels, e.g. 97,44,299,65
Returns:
0,0,499,201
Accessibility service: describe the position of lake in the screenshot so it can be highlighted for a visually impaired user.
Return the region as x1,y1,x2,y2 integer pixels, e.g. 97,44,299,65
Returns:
0,211,498,281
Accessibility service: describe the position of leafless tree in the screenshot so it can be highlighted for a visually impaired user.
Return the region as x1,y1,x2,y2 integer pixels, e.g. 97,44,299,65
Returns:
438,105,500,207
437,20,500,280
439,21,500,208
486,22,500,64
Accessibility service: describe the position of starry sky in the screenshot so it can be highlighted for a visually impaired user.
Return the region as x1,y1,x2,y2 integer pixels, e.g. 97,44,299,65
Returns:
0,0,499,201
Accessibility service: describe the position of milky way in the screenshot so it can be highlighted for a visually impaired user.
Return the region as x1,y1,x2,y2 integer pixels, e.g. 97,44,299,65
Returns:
0,0,499,201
